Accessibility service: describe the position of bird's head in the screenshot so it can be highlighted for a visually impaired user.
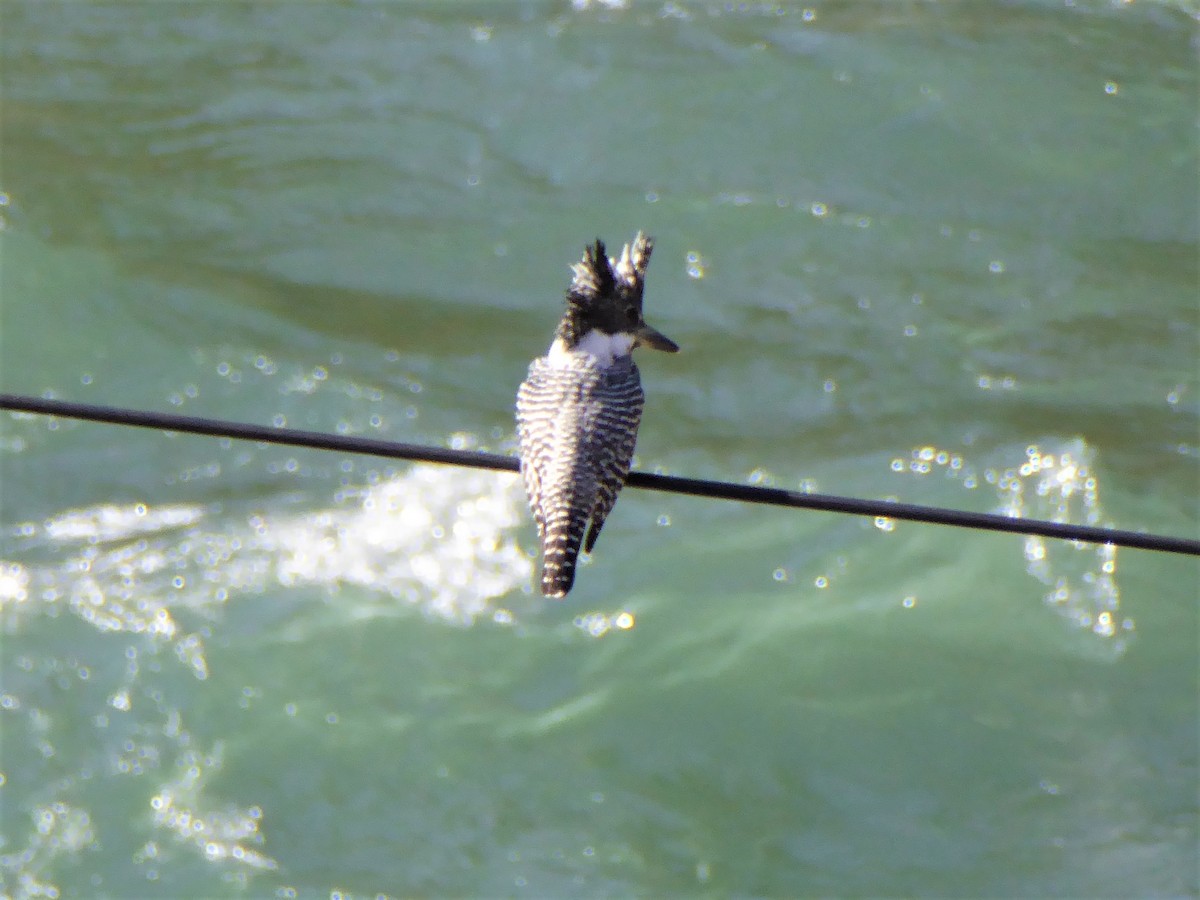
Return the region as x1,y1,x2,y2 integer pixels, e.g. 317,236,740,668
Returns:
556,232,679,354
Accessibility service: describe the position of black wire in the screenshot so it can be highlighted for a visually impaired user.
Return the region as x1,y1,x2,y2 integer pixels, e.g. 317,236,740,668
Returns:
2,392,1197,557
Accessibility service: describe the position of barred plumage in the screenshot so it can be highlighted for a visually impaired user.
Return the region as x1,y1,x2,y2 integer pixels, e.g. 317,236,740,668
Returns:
515,232,677,598
517,355,644,596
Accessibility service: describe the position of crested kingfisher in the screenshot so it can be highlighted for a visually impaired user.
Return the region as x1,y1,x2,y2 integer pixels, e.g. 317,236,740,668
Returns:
515,231,678,598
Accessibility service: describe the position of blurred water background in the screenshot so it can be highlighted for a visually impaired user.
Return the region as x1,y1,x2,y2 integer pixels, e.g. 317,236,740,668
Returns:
1,1,1197,896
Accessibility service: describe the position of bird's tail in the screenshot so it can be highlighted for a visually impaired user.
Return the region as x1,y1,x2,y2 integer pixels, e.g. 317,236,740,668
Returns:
540,507,589,598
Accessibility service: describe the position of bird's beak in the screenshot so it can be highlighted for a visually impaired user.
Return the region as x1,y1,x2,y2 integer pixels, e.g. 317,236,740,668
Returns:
636,323,679,353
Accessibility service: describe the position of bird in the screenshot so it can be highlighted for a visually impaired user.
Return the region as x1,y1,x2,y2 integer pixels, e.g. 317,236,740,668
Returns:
516,231,679,598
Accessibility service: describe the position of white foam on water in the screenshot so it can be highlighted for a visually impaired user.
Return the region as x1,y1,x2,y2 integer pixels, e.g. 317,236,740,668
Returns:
3,464,532,661
0,460,533,888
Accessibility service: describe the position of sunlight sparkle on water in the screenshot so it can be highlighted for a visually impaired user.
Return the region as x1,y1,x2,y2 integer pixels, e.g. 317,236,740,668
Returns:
886,439,1130,645
574,610,635,638
1015,442,1129,644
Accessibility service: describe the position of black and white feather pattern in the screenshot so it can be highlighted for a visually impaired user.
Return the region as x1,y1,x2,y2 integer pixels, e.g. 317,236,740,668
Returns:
516,354,644,598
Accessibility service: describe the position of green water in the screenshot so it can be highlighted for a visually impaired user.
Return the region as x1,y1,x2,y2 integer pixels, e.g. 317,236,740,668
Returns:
1,2,1197,896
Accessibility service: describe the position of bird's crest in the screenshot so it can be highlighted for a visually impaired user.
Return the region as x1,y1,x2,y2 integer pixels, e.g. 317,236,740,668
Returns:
557,232,653,347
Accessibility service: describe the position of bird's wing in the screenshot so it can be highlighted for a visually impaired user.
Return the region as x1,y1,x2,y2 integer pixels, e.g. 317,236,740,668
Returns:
517,358,601,596
583,360,644,555
516,359,557,541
